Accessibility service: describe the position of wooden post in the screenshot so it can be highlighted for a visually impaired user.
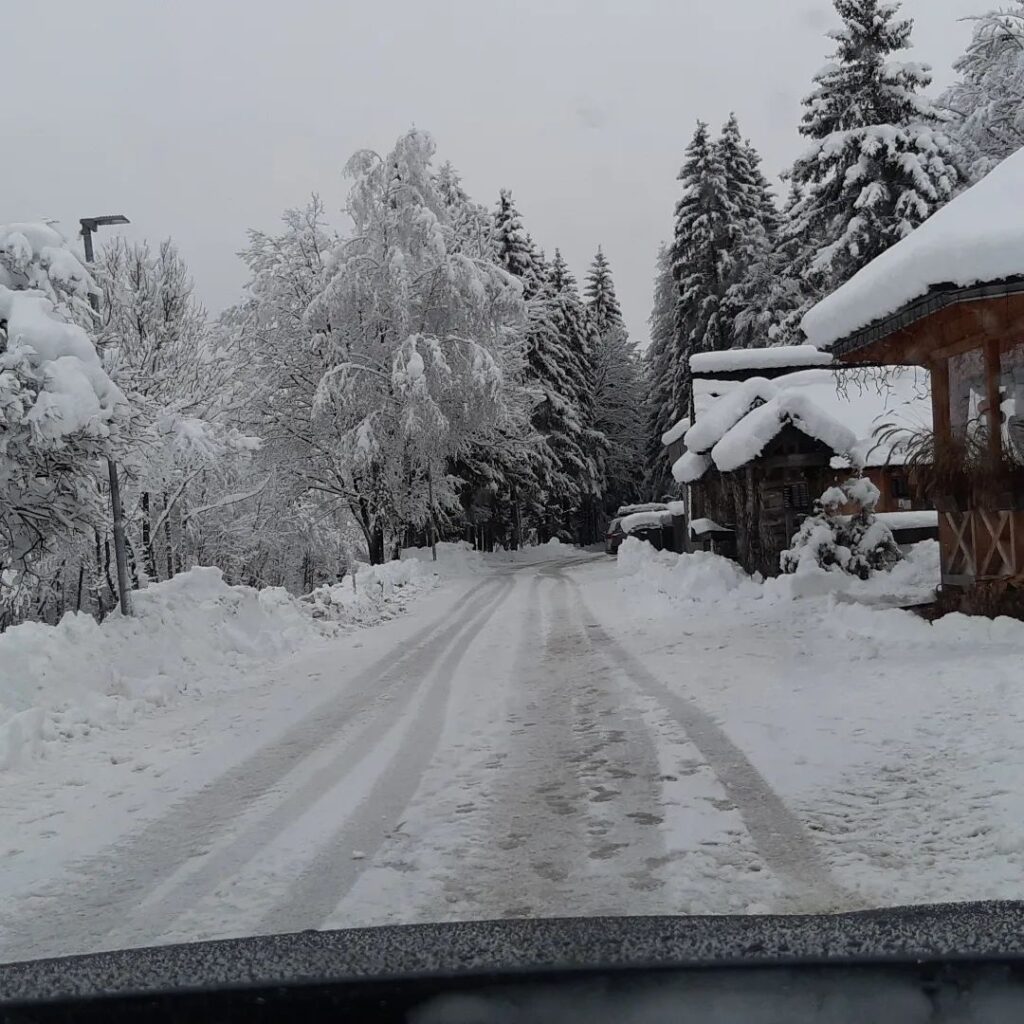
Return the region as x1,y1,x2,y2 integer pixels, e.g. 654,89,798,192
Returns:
929,357,951,444
426,465,437,562
985,338,1004,468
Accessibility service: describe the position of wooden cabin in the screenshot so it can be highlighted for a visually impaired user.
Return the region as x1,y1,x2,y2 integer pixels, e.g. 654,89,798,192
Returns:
667,362,934,576
802,150,1024,589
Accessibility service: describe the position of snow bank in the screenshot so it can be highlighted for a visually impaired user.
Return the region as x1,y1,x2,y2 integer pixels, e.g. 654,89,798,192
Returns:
618,534,940,611
400,540,485,577
689,345,833,373
0,557,444,771
617,538,761,604
803,147,1024,349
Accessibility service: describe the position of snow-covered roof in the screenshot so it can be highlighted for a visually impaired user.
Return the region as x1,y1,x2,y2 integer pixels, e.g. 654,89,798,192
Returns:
616,502,668,517
677,367,931,477
803,148,1024,350
684,377,778,454
621,510,673,534
672,450,712,484
661,416,691,447
875,510,938,531
689,345,833,374
666,501,688,518
690,518,731,537
711,391,856,473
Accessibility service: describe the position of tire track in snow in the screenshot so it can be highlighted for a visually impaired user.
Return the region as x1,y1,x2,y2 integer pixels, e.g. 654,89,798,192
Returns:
0,574,509,962
562,568,847,912
106,574,520,948
253,572,521,934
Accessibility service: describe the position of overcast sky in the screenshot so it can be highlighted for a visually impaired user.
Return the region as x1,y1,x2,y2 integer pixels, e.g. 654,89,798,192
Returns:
6,0,980,344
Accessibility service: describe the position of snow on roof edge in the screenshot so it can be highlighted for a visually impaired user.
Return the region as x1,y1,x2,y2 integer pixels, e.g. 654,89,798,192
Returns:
803,148,1024,350
689,345,833,373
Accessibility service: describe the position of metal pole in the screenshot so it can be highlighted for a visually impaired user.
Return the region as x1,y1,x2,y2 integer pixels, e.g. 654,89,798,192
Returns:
82,221,132,617
426,464,437,562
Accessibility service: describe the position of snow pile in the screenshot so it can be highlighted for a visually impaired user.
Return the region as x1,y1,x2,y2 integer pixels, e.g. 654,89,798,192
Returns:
401,540,486,577
0,555,448,771
803,147,1024,349
689,345,833,374
308,557,439,623
617,537,761,604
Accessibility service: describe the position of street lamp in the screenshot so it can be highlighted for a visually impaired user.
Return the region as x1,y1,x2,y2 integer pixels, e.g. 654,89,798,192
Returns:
80,213,132,617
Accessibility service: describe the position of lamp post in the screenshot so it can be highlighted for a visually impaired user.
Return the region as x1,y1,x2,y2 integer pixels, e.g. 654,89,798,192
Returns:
80,214,132,617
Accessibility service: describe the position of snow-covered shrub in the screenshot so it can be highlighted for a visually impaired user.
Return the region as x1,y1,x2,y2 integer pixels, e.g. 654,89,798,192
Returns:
781,477,903,580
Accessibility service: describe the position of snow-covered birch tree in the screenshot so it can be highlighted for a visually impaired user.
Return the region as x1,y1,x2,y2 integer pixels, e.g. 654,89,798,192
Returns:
305,130,527,562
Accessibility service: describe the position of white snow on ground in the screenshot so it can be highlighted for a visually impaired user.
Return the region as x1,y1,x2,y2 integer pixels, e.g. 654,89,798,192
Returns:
803,147,1024,349
2,539,1023,963
604,541,1024,910
0,544,480,771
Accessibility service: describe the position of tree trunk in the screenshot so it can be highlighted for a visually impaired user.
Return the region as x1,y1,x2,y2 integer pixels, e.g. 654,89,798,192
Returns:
141,491,157,581
163,492,174,579
369,526,386,566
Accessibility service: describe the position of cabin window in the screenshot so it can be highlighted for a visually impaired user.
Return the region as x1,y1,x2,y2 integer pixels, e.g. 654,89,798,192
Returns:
948,347,987,442
890,475,909,499
1000,343,1024,463
783,482,810,510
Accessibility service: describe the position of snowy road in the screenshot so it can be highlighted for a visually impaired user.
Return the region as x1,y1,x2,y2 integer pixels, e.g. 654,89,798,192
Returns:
4,548,1023,963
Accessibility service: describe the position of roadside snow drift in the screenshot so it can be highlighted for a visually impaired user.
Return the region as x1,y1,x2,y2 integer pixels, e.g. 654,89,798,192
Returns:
0,553,461,771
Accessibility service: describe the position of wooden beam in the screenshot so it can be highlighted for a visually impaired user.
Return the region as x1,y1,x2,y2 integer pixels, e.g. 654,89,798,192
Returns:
985,337,1004,467
929,357,951,445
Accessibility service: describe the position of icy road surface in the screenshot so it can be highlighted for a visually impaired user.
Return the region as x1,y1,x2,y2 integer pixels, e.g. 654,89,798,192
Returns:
3,549,1023,962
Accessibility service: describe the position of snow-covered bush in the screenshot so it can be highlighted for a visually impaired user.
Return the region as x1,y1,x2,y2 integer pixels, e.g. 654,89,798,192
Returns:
781,477,903,580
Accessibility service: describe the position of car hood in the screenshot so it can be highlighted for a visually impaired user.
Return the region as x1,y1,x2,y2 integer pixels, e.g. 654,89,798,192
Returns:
4,902,1024,1004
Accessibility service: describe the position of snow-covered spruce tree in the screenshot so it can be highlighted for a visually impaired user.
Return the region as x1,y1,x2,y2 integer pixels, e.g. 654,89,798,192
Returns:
942,3,1024,180
785,0,962,317
781,477,902,579
305,130,527,563
585,248,645,514
96,238,258,586
435,162,495,261
0,224,126,625
718,118,785,349
491,192,594,542
672,121,731,372
547,249,604,542
644,244,680,500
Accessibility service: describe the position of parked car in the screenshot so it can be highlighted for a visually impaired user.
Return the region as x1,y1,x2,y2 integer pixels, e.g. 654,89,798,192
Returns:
605,517,625,555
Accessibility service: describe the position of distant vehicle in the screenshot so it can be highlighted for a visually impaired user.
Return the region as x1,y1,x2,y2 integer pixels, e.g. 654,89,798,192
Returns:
605,517,626,555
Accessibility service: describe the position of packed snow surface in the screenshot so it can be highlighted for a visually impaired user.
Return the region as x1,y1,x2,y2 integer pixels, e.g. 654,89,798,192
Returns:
2,542,1023,965
690,345,833,374
803,147,1024,349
